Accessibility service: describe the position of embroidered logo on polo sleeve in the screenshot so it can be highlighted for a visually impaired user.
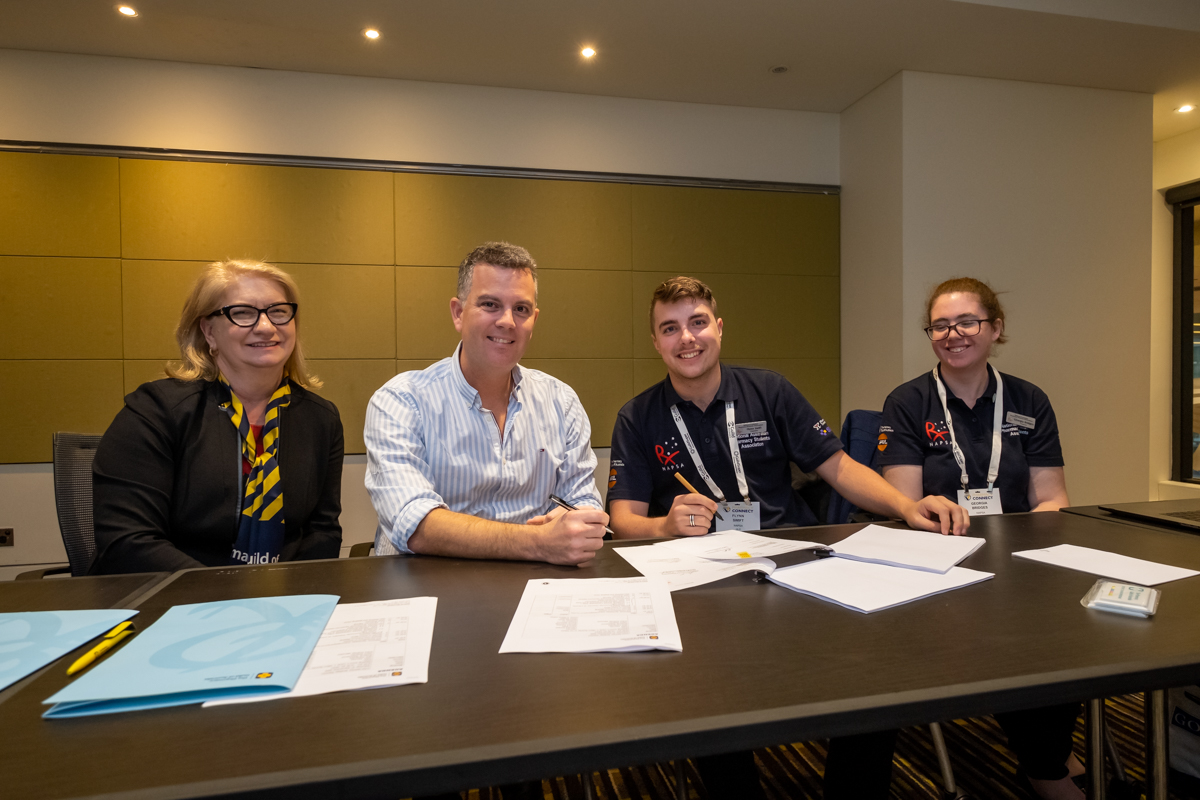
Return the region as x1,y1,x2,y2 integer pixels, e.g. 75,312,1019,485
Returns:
813,419,831,437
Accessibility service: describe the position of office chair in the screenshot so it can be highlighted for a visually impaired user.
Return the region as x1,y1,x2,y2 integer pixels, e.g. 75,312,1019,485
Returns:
15,432,102,580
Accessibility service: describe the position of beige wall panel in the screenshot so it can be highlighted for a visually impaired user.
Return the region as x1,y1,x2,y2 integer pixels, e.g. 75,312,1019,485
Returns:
394,173,632,270
631,272,839,360
396,359,440,374
632,186,839,275
0,257,121,359
122,260,208,360
396,267,460,360
633,358,669,397
0,153,120,257
0,361,124,463
725,358,841,433
524,270,632,360
120,160,394,264
309,360,400,455
521,359,633,448
284,264,395,359
123,360,171,395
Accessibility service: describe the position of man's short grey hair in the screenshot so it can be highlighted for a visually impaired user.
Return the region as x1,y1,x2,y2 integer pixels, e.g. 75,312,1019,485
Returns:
457,241,538,302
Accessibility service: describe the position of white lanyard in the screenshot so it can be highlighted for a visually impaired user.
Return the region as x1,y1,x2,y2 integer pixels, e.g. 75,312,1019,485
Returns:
932,364,1004,490
669,401,752,504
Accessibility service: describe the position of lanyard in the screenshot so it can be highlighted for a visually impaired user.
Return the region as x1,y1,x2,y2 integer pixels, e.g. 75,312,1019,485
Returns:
932,364,1004,490
669,401,752,504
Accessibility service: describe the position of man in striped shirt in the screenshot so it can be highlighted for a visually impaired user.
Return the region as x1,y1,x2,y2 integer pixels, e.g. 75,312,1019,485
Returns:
365,241,609,565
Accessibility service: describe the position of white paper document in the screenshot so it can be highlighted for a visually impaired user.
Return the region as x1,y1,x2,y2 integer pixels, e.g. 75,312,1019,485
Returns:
1012,544,1200,586
615,544,776,591
768,558,994,613
204,597,437,706
499,578,682,653
654,530,822,560
827,524,985,573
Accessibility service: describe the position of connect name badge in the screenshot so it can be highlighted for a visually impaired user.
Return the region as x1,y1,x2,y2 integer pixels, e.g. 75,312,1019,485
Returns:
1005,412,1036,429
714,502,761,532
957,488,1002,516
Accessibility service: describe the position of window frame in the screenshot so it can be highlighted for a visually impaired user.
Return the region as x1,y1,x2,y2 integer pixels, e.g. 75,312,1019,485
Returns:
1167,182,1200,482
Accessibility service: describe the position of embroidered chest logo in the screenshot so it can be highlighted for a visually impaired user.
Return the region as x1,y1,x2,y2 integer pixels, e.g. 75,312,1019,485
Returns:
925,421,950,445
655,436,683,471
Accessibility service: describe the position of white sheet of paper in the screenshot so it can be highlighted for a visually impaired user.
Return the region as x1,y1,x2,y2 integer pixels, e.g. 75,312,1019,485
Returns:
498,577,682,653
203,597,437,706
829,524,985,573
615,544,776,591
654,530,822,560
1012,543,1200,586
768,558,994,613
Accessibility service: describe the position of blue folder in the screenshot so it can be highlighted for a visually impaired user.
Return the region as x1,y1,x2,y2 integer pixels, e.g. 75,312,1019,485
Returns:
43,594,338,718
0,609,139,693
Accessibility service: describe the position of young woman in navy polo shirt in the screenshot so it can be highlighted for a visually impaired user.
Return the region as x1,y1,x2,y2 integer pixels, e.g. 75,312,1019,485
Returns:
879,277,1081,800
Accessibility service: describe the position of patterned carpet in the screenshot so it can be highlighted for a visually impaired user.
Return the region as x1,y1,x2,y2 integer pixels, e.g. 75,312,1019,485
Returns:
449,694,1200,799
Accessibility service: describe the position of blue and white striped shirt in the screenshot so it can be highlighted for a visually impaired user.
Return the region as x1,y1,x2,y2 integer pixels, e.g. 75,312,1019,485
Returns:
365,345,602,555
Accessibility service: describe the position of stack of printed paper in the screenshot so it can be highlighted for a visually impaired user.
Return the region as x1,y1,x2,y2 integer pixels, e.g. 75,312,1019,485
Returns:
499,577,682,653
43,595,338,718
0,609,138,693
1013,544,1200,585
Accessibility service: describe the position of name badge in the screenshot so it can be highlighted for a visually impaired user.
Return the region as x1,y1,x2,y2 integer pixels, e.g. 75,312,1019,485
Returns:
714,501,761,532
1005,411,1036,429
957,488,1003,516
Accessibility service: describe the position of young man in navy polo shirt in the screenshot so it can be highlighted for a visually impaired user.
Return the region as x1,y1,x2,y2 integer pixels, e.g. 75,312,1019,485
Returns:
607,276,970,800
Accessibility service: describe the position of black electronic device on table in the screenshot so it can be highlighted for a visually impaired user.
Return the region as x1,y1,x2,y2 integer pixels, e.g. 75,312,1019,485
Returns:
1099,498,1200,531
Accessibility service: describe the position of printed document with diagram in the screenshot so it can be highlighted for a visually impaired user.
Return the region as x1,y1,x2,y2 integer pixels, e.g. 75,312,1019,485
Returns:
205,597,437,706
499,577,682,653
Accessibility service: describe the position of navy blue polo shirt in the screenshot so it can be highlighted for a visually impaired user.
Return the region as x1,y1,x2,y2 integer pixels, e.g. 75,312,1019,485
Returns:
609,365,843,530
877,366,1064,513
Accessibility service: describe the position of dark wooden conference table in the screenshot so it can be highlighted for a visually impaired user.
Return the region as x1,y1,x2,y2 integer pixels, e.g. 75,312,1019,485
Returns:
5,512,1200,800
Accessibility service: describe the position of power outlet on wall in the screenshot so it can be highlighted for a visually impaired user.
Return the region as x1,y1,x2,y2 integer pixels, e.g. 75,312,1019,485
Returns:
0,528,13,546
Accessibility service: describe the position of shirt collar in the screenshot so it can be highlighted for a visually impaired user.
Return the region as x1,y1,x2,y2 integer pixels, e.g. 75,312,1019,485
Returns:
449,342,524,409
664,363,731,411
939,363,998,405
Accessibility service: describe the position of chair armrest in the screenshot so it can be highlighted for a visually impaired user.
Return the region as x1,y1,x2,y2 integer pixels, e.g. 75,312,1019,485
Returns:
15,565,72,580
348,542,375,558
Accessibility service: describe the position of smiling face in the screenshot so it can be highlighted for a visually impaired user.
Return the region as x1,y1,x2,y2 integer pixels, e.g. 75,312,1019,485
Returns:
928,291,1003,373
199,275,295,381
450,263,539,381
652,297,723,386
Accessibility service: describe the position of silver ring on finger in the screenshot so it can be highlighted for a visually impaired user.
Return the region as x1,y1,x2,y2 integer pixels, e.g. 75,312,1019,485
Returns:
689,514,696,528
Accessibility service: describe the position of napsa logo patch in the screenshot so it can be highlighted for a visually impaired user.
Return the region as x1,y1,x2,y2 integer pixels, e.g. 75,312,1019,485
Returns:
925,421,950,445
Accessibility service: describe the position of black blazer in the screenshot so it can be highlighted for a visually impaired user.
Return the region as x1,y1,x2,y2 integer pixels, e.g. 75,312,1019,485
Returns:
90,378,343,574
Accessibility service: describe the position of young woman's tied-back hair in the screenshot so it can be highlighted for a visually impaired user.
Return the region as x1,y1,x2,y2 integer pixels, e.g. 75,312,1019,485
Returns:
925,276,1008,346
167,259,322,389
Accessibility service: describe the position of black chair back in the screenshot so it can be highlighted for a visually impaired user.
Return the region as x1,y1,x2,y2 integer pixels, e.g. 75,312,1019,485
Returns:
52,432,103,577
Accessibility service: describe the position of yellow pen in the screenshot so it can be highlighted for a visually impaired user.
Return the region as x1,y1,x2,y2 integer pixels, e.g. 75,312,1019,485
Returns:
66,621,135,676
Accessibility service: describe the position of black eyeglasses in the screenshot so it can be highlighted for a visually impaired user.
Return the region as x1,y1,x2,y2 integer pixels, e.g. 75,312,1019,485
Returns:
209,303,298,328
924,318,992,341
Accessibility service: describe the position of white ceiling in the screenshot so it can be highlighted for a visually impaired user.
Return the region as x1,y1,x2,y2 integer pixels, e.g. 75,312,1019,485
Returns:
5,0,1200,141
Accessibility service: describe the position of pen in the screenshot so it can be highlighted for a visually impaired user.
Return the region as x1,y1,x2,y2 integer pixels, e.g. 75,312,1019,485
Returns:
672,472,725,521
66,621,136,676
547,494,616,536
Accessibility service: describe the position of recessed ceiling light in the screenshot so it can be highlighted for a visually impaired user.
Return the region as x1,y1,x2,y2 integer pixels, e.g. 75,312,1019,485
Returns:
117,5,137,16
769,65,789,75
581,47,596,58
363,29,381,40
1178,104,1195,113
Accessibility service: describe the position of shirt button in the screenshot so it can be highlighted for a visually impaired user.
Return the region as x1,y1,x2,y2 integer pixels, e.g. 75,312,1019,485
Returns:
704,438,711,443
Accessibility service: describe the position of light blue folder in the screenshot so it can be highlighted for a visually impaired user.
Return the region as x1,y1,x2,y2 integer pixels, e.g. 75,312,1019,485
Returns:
0,609,139,693
43,594,338,718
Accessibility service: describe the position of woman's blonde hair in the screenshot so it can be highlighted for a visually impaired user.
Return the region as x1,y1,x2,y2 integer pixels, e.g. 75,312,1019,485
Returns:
166,260,322,389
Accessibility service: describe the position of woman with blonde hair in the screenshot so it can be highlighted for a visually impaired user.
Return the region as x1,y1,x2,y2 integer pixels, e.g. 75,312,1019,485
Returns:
90,260,343,574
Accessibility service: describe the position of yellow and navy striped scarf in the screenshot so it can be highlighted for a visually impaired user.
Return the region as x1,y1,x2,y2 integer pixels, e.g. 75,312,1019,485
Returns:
219,374,291,565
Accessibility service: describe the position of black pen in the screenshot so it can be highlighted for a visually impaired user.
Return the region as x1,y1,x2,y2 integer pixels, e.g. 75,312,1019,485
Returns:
548,494,616,536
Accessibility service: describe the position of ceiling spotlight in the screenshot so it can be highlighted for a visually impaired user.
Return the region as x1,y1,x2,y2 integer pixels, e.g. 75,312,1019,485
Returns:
363,29,381,40
581,47,596,58
770,65,789,75
117,5,137,16
1178,104,1195,113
